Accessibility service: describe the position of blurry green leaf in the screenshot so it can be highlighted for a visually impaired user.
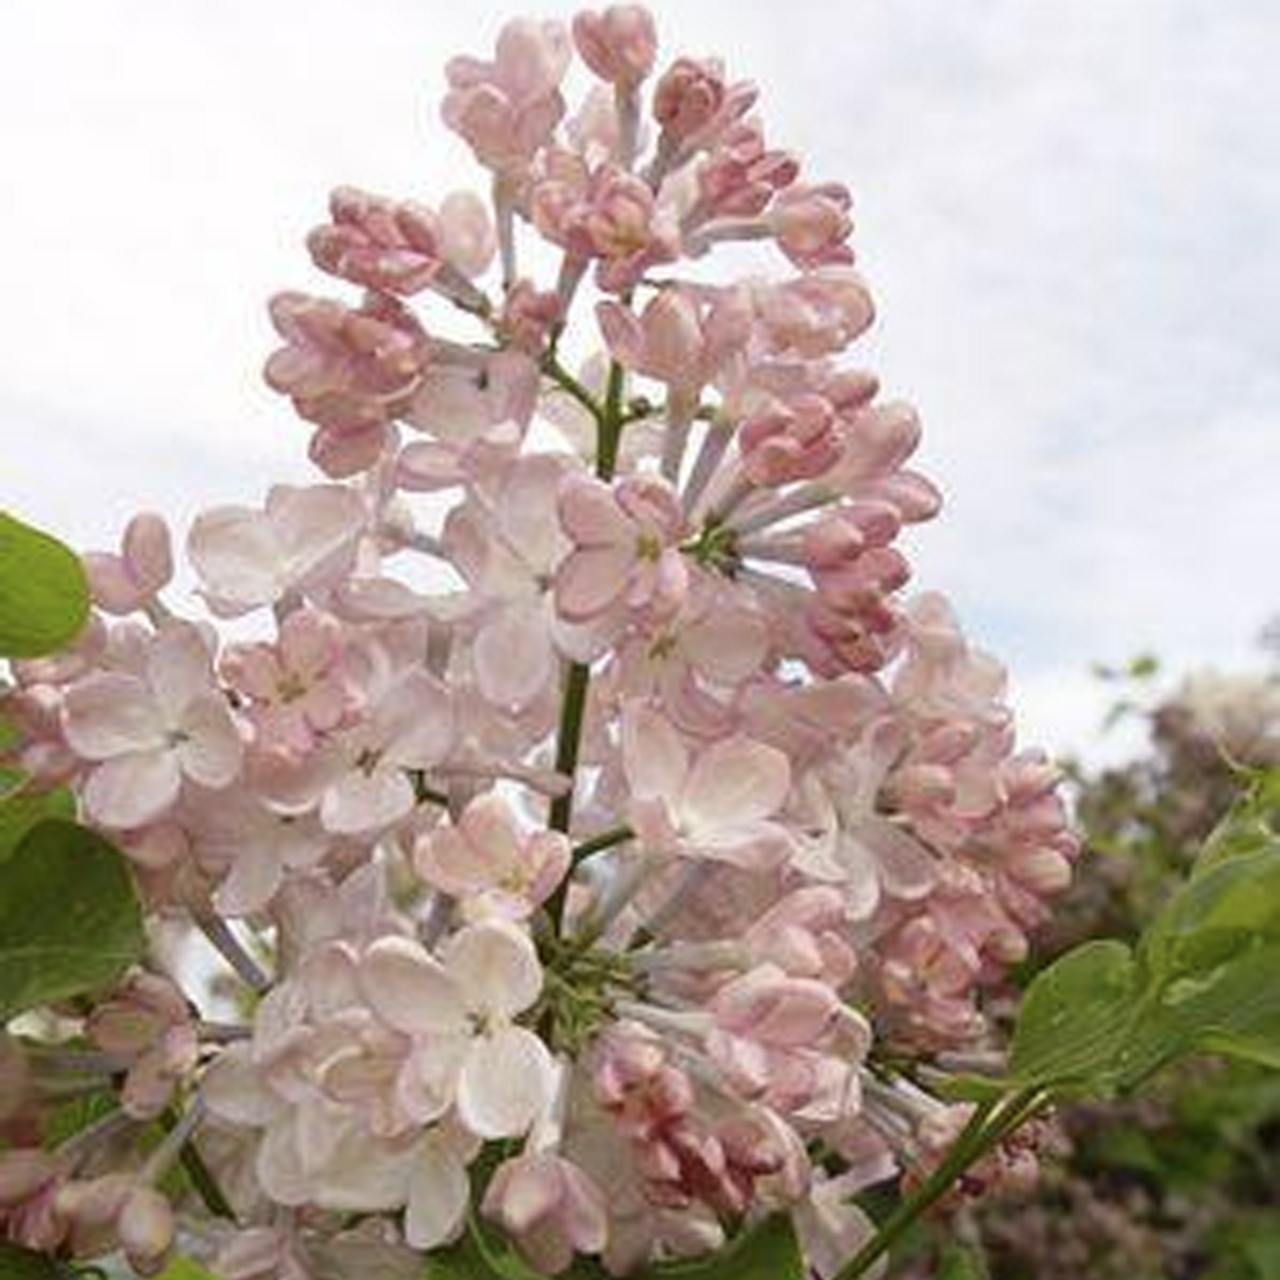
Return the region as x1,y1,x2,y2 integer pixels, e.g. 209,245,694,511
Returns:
0,1242,80,1277
1120,942,1280,1078
1009,940,1137,1091
647,1216,804,1280
0,787,76,863
1143,846,1280,976
0,818,144,1019
0,511,89,658
1128,653,1160,678
40,1086,119,1149
152,1258,225,1280
1194,768,1280,877
935,1243,989,1280
1010,843,1280,1096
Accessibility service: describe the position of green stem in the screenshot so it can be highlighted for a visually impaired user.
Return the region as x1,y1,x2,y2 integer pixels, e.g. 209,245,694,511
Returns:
541,354,605,427
597,359,626,480
159,1105,236,1222
548,662,591,839
543,359,628,932
572,825,634,860
833,1088,1048,1280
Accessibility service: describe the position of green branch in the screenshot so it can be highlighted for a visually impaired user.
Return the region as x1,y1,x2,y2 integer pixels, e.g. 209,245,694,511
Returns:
833,1088,1049,1280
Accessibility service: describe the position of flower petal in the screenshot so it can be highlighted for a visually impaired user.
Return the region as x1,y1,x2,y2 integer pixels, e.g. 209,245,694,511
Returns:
441,920,543,1019
374,669,455,769
84,750,182,828
146,625,214,719
201,1044,281,1127
473,604,556,709
456,1026,556,1138
213,845,284,917
321,769,414,836
63,674,165,760
176,696,244,789
360,936,467,1034
554,546,631,621
620,702,688,802
404,1132,472,1250
683,736,790,834
187,506,281,613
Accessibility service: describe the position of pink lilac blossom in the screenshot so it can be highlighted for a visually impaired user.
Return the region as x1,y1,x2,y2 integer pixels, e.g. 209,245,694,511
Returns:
0,9,1077,1280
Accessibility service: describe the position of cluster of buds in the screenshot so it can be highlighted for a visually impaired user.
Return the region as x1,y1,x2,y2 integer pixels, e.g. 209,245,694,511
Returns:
1,8,1076,1277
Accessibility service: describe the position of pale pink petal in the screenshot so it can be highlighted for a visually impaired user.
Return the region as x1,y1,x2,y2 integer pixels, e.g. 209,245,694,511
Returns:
442,920,542,1018
255,1119,309,1207
187,506,280,613
554,546,632,621
146,625,215,718
620,703,688,801
201,1044,281,1127
296,1108,417,1211
321,769,414,835
473,604,556,709
439,190,496,277
456,1026,556,1138
859,819,936,900
695,819,793,870
84,750,182,828
557,475,631,546
214,847,284,917
121,513,173,593
683,737,791,833
63,673,165,759
458,793,522,867
833,836,882,921
404,1134,471,1249
359,936,467,1034
396,1039,467,1126
416,824,487,896
595,300,645,369
279,609,341,678
374,670,455,769
82,554,145,614
176,696,244,788
684,604,771,686
266,484,366,589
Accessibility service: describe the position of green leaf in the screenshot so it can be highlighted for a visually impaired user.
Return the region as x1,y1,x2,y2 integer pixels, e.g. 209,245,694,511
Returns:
0,511,89,658
0,1241,81,1278
645,1216,805,1280
1007,843,1280,1098
0,818,144,1019
935,1242,990,1280
152,1258,226,1280
1118,942,1280,1080
1193,768,1280,877
0,787,76,863
1008,939,1137,1091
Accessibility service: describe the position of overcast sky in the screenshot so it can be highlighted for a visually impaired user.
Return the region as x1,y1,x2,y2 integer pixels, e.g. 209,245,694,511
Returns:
2,0,1277,761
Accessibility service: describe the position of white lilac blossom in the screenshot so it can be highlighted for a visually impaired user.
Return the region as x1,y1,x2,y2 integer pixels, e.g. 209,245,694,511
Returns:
0,8,1078,1278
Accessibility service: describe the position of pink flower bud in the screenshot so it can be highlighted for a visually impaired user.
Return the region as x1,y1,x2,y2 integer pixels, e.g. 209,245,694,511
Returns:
308,187,445,295
770,183,854,268
653,57,727,143
573,6,658,88
443,19,571,171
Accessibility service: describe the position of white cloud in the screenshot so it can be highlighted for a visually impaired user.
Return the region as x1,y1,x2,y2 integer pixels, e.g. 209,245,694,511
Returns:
1,0,1276,760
